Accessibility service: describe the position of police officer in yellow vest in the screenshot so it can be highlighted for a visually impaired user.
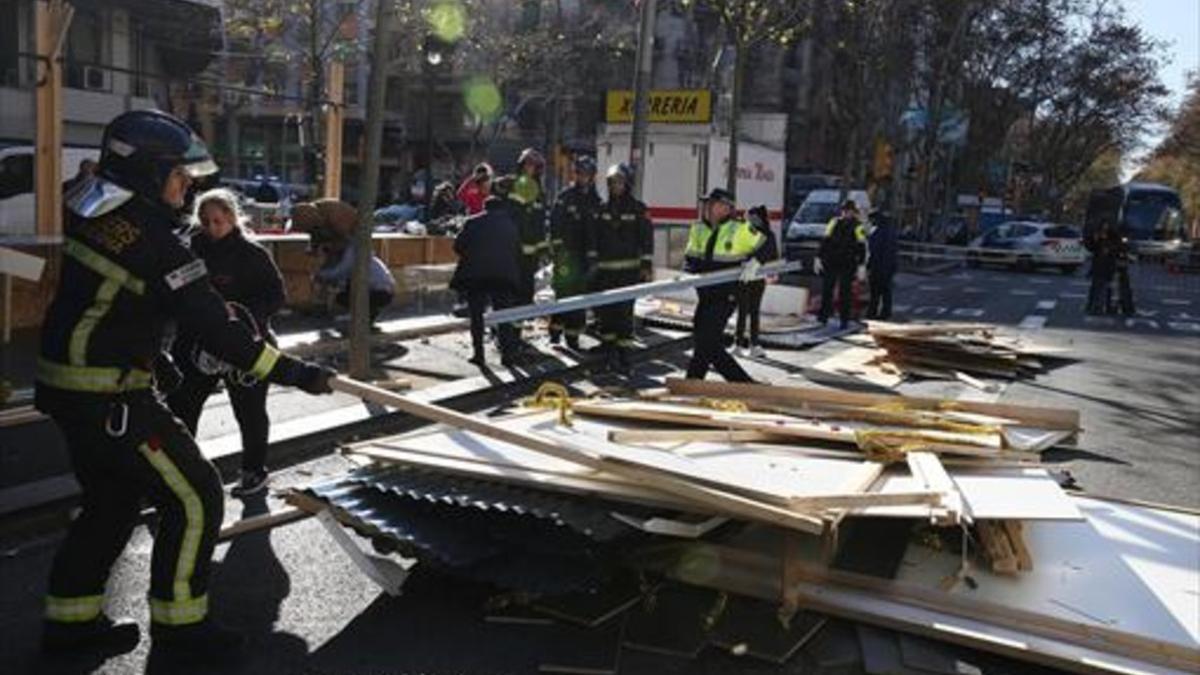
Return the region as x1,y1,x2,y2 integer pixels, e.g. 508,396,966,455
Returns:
683,188,768,381
815,199,867,328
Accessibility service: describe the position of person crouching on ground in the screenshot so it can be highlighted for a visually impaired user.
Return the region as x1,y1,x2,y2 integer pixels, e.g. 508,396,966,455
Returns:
311,233,396,326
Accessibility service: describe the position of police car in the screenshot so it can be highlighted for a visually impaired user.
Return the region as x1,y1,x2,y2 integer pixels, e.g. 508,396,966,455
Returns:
966,221,1087,274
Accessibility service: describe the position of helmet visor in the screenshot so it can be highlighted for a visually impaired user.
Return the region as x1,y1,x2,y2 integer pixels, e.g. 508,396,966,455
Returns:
181,136,219,178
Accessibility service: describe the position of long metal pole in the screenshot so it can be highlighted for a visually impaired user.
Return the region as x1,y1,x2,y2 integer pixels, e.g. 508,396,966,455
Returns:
628,0,657,200
348,0,390,378
483,260,801,326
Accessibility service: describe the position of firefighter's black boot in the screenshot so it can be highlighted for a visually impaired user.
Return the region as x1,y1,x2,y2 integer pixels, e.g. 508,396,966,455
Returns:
151,619,246,662
42,615,140,656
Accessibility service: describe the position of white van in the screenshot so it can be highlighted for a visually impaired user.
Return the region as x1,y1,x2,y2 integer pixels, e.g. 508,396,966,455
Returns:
782,188,871,260
0,145,101,236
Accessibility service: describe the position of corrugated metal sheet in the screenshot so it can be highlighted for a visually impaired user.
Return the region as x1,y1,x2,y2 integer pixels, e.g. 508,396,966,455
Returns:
302,465,658,593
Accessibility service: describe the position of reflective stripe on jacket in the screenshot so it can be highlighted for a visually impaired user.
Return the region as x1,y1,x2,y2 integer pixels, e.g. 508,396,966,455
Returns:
683,218,766,273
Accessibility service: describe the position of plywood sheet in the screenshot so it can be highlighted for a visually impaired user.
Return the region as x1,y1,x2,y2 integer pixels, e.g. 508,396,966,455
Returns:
854,467,1081,521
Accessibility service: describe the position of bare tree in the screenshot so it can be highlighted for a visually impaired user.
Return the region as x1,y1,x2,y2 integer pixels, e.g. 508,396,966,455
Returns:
683,0,809,196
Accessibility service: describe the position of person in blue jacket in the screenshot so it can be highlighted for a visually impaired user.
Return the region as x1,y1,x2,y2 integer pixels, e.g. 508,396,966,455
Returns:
866,209,899,320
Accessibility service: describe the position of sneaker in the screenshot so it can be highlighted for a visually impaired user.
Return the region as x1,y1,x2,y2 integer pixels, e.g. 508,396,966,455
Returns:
151,619,246,663
231,470,269,497
42,615,140,655
467,352,486,366
749,345,766,358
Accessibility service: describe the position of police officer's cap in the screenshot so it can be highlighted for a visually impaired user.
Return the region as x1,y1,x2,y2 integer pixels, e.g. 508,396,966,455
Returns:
573,155,597,175
701,187,735,206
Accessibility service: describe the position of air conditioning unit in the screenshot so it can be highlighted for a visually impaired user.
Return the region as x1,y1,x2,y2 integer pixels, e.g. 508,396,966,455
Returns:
82,65,106,91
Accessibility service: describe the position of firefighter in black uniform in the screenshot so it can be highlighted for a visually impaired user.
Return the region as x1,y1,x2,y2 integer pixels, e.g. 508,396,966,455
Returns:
36,110,334,662
548,155,601,350
589,163,653,372
167,188,286,497
509,148,549,307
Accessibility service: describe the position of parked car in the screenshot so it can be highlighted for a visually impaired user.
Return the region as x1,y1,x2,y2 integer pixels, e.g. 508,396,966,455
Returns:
0,144,100,236
783,189,872,264
967,221,1086,274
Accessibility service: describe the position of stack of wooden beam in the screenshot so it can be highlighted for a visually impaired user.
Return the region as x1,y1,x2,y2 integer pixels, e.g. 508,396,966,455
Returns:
864,322,1065,382
301,377,1200,674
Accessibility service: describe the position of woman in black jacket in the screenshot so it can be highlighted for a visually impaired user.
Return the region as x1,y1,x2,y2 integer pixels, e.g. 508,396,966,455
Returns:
735,205,779,356
451,180,522,367
167,188,286,496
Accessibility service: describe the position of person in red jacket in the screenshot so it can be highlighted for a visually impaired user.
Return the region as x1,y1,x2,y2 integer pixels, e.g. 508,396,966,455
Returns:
456,163,493,216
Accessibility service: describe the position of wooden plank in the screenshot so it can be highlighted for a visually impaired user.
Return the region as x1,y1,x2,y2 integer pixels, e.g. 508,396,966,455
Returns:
664,378,1080,431
0,247,47,281
976,521,1020,575
329,376,828,534
1002,520,1034,572
682,537,1200,673
607,428,779,445
905,452,960,524
573,399,1023,459
217,506,310,542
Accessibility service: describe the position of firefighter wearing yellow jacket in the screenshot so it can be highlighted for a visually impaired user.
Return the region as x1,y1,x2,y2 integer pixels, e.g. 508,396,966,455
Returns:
683,188,768,382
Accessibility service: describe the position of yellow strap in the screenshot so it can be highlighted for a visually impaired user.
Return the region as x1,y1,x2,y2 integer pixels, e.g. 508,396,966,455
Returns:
249,344,280,381
522,381,574,427
138,443,205,608
45,595,104,623
149,595,208,626
68,278,122,366
63,238,145,295
36,358,152,393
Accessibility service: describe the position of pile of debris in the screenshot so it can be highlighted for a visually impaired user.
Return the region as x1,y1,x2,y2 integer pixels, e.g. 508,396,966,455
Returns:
288,377,1199,675
864,322,1066,383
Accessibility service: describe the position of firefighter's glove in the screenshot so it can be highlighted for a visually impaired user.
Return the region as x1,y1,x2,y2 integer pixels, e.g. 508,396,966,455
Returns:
813,258,824,275
739,259,762,283
271,355,336,395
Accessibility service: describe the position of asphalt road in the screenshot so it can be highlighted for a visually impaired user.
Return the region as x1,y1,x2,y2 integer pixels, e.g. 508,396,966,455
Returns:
1,260,1197,674
885,261,1200,508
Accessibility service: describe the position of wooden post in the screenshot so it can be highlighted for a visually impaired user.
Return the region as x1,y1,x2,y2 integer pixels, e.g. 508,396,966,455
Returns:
34,1,73,237
322,60,345,200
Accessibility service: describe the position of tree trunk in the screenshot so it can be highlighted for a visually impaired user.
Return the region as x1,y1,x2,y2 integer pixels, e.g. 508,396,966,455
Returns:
348,0,391,378
727,38,746,197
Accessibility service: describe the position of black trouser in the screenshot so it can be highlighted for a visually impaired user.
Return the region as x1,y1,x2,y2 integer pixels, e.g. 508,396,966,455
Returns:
1087,256,1135,315
466,287,518,358
45,391,222,628
735,280,766,347
167,361,270,475
593,269,639,348
686,287,753,382
518,253,539,306
818,265,855,325
867,273,893,320
335,289,394,322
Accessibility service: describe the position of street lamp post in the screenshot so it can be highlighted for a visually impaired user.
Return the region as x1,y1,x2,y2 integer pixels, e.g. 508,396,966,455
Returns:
423,38,445,221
